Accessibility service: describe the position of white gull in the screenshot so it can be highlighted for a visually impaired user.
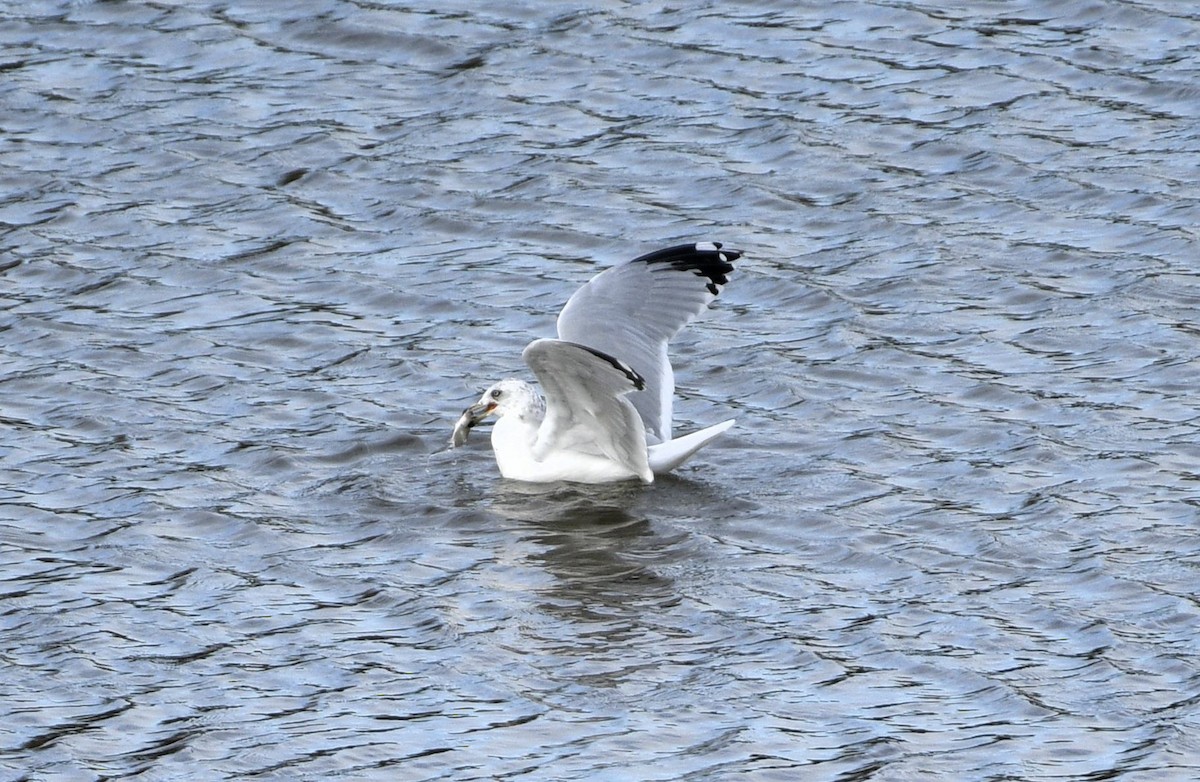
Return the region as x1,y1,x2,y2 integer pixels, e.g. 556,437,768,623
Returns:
451,241,739,483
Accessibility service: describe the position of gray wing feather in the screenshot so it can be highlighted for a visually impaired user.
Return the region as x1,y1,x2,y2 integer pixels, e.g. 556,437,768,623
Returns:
522,339,651,480
556,242,738,443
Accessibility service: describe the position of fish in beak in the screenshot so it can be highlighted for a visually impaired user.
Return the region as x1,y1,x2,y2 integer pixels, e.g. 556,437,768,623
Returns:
450,399,496,447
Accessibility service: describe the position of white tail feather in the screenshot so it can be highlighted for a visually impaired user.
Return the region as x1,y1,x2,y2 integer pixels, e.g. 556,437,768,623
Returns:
647,419,735,474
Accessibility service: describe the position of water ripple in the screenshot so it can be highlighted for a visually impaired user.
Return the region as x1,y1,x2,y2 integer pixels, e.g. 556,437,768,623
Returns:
3,0,1200,779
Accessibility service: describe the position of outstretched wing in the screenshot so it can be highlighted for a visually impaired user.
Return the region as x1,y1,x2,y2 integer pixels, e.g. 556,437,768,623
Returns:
556,242,738,443
522,339,652,482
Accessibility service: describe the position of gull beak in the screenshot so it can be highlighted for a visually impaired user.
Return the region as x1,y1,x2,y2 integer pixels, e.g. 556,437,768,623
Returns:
450,400,496,447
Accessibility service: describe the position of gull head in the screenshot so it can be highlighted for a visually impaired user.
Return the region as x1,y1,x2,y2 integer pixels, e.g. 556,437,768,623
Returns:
450,379,543,447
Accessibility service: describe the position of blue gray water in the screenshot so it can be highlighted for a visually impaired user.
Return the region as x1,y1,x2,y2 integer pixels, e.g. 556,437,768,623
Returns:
3,1,1199,779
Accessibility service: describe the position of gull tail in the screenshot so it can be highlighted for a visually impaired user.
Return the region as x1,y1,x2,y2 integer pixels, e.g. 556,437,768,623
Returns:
647,419,735,475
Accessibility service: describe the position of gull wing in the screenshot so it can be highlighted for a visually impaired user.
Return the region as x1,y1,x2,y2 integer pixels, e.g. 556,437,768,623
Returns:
522,339,652,482
556,242,738,443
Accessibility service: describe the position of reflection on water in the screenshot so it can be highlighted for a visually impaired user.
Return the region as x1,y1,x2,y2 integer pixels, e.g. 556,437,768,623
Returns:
509,492,675,610
3,0,1200,779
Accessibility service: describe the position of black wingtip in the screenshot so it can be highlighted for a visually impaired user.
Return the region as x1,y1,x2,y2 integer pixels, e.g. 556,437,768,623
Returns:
569,342,646,390
631,241,739,296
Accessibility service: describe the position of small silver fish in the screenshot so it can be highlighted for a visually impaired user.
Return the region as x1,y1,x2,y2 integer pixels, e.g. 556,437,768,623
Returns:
450,400,491,447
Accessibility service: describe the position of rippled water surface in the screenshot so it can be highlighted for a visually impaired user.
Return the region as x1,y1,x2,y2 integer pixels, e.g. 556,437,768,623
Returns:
3,1,1200,779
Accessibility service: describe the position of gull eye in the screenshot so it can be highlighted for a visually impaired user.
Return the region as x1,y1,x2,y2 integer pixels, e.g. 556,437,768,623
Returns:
490,388,503,399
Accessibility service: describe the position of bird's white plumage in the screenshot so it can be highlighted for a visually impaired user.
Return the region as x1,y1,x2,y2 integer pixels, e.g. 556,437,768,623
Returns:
525,339,651,482
557,241,733,443
452,242,739,484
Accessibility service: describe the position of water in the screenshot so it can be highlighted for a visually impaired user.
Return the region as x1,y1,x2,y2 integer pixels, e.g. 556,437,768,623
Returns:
3,0,1199,779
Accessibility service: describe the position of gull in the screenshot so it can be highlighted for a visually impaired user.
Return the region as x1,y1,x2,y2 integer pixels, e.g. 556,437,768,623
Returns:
451,241,739,483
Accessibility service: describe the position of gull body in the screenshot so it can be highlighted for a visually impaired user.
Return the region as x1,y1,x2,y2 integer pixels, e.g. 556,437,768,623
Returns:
452,242,739,484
